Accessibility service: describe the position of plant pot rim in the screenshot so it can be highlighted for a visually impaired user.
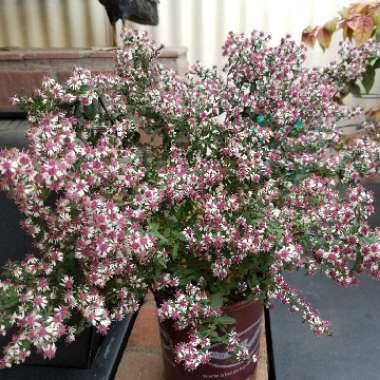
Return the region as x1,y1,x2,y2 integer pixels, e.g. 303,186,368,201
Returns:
222,296,262,313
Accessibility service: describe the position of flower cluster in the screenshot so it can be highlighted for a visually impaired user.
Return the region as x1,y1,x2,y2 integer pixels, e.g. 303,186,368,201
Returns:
1,29,380,371
157,284,219,330
175,333,211,371
321,38,380,96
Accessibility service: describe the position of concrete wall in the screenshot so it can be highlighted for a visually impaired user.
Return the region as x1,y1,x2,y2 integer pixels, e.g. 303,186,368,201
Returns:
0,47,188,110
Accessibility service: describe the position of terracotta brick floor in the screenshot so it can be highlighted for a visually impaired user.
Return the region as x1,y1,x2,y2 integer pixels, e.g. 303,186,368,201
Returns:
115,294,269,380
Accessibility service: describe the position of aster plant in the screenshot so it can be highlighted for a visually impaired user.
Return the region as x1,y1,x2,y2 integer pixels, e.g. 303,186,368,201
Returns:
1,29,380,371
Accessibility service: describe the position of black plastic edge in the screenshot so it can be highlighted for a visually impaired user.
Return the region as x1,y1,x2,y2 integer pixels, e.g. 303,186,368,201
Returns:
0,110,27,119
108,310,139,380
264,308,276,380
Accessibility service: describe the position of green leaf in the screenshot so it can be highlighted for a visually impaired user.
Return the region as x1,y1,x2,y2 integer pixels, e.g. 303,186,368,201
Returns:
147,222,169,244
120,157,133,164
149,229,169,244
362,66,376,94
215,315,236,325
0,288,19,310
247,274,258,289
171,243,179,259
348,82,362,98
210,293,224,308
373,58,380,70
41,188,50,199
105,190,116,199
170,230,187,242
351,249,363,272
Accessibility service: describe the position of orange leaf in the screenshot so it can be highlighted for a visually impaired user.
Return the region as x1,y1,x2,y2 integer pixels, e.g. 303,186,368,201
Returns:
365,107,380,121
340,20,353,40
317,27,332,50
347,2,372,17
348,15,375,44
302,26,317,47
372,7,380,28
324,17,339,33
340,5,350,19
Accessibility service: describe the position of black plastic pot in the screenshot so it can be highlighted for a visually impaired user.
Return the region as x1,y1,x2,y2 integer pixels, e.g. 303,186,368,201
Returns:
0,324,103,369
0,315,137,380
0,119,104,369
0,118,138,378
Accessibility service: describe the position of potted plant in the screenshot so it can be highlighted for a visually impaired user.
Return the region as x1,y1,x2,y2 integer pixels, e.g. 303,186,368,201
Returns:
1,28,380,380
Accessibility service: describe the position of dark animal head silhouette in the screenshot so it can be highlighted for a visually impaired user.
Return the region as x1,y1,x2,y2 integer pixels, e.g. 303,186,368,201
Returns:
98,0,159,26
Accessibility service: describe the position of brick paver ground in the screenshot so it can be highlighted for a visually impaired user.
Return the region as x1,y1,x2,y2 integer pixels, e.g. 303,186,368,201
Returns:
115,294,269,380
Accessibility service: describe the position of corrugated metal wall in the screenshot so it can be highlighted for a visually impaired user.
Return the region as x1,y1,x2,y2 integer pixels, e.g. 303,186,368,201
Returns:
0,0,111,48
0,0,353,67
